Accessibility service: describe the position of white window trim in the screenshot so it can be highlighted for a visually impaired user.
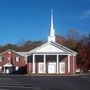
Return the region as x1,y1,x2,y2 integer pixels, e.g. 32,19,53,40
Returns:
8,51,11,54
16,56,20,62
59,62,65,74
0,66,2,71
16,66,19,70
38,62,44,73
0,56,2,62
48,62,56,73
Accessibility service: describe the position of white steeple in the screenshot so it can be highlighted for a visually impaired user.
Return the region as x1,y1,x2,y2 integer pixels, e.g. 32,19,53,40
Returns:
48,9,55,42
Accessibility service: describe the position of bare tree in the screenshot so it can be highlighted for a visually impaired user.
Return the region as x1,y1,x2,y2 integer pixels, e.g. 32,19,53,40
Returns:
67,29,79,40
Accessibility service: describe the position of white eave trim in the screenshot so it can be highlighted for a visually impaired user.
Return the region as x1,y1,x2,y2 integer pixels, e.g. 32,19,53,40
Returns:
27,41,77,56
4,63,13,67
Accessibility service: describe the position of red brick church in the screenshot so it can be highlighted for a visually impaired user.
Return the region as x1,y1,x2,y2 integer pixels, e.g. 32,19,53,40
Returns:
0,10,77,75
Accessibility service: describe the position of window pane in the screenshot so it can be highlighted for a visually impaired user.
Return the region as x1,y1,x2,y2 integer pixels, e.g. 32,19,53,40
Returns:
38,63,44,73
0,56,2,61
16,56,19,61
16,66,19,70
59,62,65,73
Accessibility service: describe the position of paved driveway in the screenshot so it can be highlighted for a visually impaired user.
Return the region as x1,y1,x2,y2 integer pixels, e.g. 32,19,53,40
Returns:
0,75,90,90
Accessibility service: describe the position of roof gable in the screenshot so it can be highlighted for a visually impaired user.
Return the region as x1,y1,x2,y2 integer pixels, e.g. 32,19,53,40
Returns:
0,49,26,58
27,42,77,55
35,44,64,53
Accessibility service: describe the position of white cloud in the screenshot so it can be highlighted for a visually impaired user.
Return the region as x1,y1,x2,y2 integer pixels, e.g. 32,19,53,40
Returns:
62,10,90,22
78,10,90,20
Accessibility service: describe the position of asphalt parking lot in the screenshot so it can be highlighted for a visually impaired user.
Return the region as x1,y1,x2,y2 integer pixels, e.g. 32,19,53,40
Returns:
0,75,90,90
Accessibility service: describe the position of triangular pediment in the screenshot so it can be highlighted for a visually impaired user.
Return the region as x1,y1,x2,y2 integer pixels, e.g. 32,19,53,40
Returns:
35,44,64,53
27,42,77,55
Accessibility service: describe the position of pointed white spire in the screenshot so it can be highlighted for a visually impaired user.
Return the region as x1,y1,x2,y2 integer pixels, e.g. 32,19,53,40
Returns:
51,9,54,31
50,9,55,36
48,9,55,42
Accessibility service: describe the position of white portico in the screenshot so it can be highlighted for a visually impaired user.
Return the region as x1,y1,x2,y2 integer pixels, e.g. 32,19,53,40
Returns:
27,10,77,75
27,41,77,74
3,63,13,74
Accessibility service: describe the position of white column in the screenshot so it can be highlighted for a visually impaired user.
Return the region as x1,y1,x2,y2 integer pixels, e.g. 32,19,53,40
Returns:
4,66,5,74
56,54,59,74
32,54,35,73
73,55,74,75
44,54,46,73
68,54,70,73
